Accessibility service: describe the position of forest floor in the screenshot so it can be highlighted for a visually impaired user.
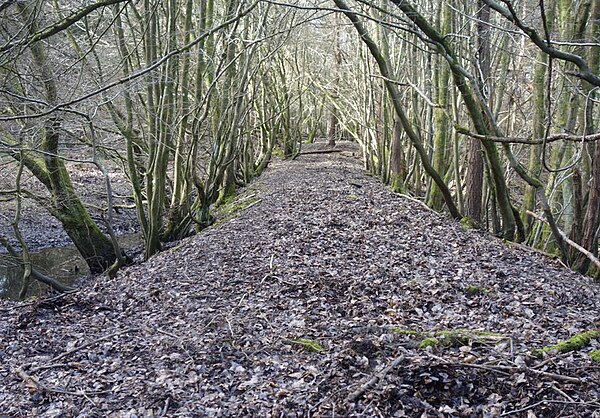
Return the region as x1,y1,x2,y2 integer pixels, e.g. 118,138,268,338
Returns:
1,142,600,417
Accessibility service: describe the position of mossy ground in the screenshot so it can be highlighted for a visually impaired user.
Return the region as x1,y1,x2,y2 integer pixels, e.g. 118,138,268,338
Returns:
533,330,600,357
391,328,424,337
419,337,439,349
290,338,323,353
393,328,503,350
459,216,477,230
212,192,261,225
464,285,491,295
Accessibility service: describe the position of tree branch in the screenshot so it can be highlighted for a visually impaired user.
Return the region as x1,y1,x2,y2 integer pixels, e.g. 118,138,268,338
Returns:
456,126,600,145
0,1,259,122
527,210,600,271
0,0,130,53
482,0,600,87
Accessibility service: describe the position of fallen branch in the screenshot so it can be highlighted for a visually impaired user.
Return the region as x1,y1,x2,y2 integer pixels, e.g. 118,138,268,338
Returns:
527,210,600,271
37,328,136,367
14,366,109,397
401,194,441,216
298,149,343,155
243,199,262,210
508,241,558,260
500,399,600,416
530,369,581,384
14,367,41,394
458,362,581,384
433,351,583,384
0,289,78,312
347,352,405,403
31,268,74,293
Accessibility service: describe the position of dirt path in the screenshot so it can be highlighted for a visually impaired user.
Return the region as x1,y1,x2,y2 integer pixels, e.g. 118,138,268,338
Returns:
1,144,599,417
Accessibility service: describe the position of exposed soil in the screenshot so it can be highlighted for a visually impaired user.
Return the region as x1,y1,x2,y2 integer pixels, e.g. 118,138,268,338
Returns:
1,143,599,417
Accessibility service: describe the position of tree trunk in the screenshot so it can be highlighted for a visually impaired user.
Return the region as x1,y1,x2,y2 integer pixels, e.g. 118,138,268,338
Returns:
428,1,451,210
328,18,343,148
13,2,116,273
334,0,461,220
390,118,406,193
465,137,484,222
574,0,599,273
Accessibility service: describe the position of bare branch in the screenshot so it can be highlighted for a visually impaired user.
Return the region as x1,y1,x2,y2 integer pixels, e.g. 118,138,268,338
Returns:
0,0,130,53
527,210,600,272
482,0,600,87
0,1,259,122
456,126,600,145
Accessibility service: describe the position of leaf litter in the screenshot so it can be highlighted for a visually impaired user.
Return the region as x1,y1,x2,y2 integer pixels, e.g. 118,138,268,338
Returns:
1,142,599,417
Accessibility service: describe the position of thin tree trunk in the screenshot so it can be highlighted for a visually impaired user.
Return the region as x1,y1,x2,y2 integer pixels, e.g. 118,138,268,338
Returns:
428,1,451,210
574,0,599,273
334,0,461,219
13,2,116,273
391,0,514,237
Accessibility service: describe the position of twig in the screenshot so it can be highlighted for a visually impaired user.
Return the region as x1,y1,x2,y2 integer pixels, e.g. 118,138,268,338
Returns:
551,384,575,402
508,241,558,260
530,369,581,384
527,210,600,271
14,367,108,397
452,362,512,376
501,399,600,416
156,328,179,339
347,353,405,403
14,367,41,393
36,328,136,367
29,362,79,372
452,361,581,384
0,289,79,312
501,399,552,416
243,199,262,210
401,194,440,216
160,397,171,417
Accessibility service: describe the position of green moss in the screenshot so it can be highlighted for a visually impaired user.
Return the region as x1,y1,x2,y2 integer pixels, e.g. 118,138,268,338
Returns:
550,247,561,258
272,147,285,158
460,216,476,230
437,330,501,347
465,285,490,295
391,328,424,337
217,194,234,207
347,194,359,201
533,330,600,357
390,175,406,194
391,327,502,350
419,337,439,349
590,350,600,363
422,330,501,350
212,195,261,225
291,338,323,353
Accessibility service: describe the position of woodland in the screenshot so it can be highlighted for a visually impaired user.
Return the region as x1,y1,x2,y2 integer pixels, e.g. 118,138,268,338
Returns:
0,0,600,416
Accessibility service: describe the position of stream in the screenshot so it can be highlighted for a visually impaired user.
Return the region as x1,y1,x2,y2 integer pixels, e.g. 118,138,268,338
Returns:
0,233,141,300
